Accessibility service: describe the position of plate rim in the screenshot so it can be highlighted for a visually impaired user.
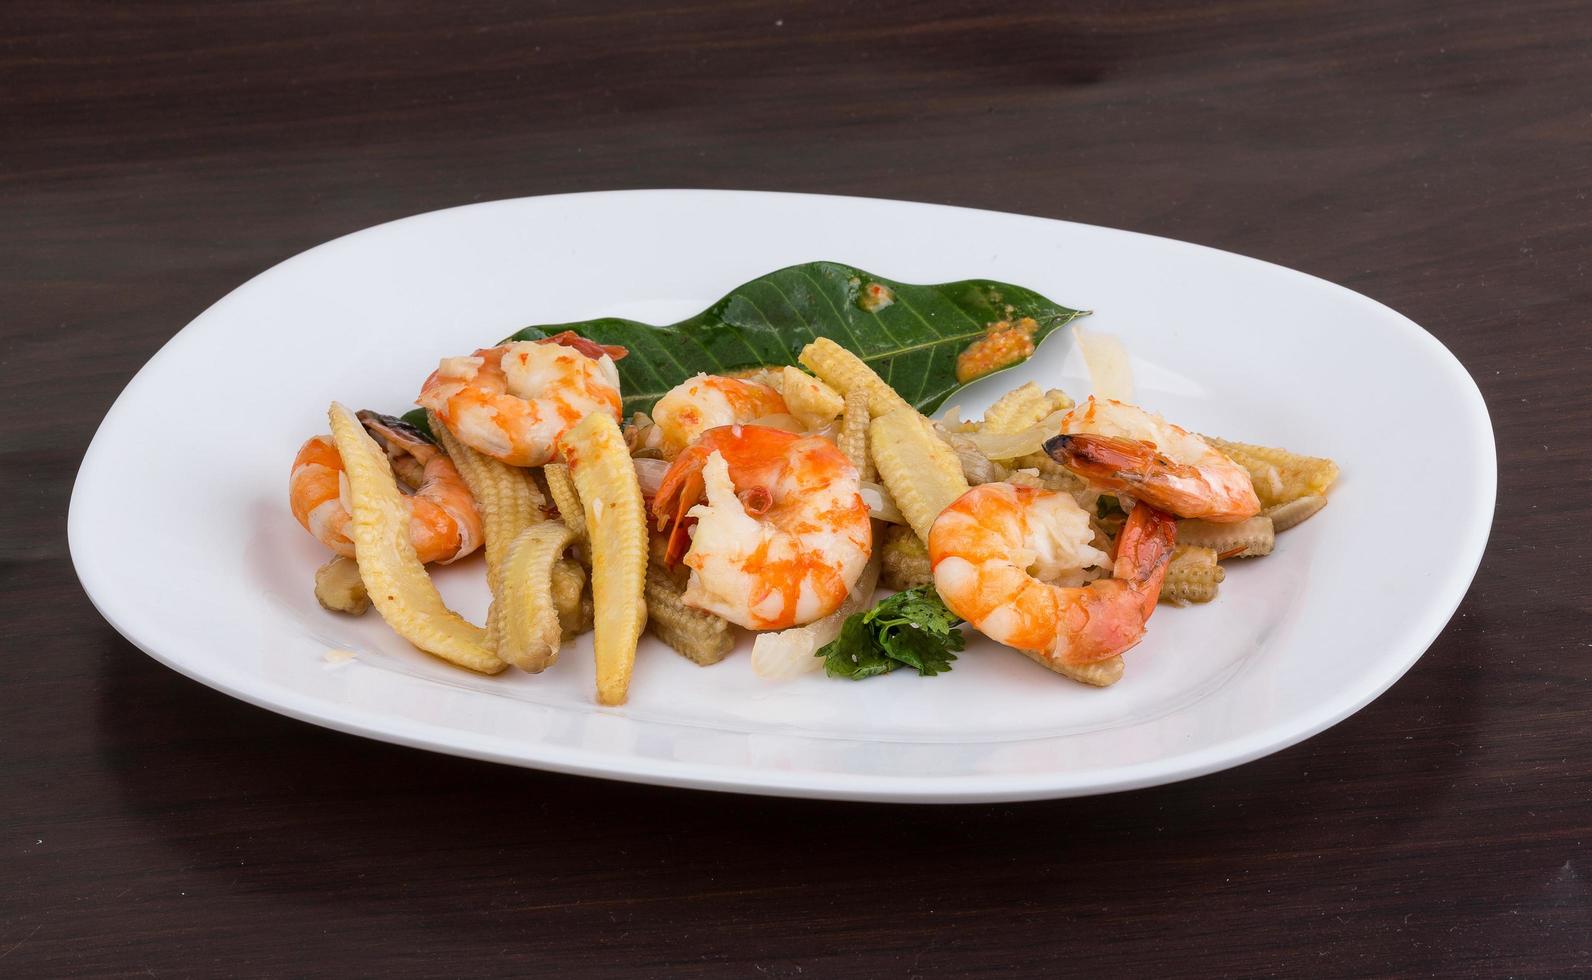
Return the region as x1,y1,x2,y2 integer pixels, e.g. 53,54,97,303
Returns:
68,188,1498,803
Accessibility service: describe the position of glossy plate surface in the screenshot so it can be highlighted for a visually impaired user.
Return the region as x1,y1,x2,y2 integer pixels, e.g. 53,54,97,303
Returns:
69,190,1495,802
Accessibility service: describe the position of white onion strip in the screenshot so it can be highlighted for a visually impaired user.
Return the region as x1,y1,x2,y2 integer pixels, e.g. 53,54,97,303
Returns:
751,550,882,679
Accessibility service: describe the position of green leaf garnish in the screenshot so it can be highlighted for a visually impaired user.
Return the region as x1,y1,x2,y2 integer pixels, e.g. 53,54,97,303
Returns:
505,261,1087,415
817,585,966,680
399,408,437,442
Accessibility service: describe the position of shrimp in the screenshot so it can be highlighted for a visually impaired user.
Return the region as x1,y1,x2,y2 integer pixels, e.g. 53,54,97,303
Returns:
652,374,788,456
289,411,483,565
416,332,625,467
1042,397,1260,523
651,424,872,630
929,483,1177,666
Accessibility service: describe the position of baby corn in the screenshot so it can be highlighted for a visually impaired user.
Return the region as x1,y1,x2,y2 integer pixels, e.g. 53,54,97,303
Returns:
780,365,845,429
1265,494,1327,533
837,387,874,482
563,412,649,705
1160,545,1224,604
645,552,734,665
327,402,503,674
798,337,912,418
1207,436,1339,509
542,462,587,538
429,412,546,654
314,555,369,615
493,522,581,671
870,406,971,543
1177,516,1275,559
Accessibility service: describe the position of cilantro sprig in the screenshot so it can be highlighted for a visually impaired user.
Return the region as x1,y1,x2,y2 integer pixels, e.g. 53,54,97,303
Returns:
817,585,966,680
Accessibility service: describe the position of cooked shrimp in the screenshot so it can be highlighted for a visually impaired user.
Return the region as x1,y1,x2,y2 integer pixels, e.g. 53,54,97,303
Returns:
1042,397,1260,522
929,483,1177,666
416,332,625,467
289,412,482,565
651,424,872,630
652,374,788,456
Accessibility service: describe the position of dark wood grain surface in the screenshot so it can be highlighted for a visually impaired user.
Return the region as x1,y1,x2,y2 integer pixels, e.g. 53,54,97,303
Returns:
4,1,1589,975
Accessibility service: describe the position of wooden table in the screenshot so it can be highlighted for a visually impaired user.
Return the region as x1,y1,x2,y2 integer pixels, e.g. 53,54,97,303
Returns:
5,2,1588,974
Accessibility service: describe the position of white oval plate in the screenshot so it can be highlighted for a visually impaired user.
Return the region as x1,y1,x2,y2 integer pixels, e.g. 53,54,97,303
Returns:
69,190,1494,803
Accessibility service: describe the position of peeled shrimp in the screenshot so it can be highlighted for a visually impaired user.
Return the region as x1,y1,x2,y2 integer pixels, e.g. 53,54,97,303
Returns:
416,332,624,467
651,424,872,630
929,483,1176,666
652,374,788,457
1043,397,1260,523
289,411,482,565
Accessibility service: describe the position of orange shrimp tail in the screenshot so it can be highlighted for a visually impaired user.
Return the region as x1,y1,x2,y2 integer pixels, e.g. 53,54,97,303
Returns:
1113,504,1178,620
1044,434,1201,515
539,330,628,362
1044,433,1166,487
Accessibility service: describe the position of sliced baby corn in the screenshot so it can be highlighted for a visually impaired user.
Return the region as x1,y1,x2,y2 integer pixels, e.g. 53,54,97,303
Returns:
1177,515,1275,559
550,559,590,640
562,412,649,705
1012,451,1086,493
780,365,845,429
979,382,1052,435
428,412,547,656
1160,545,1224,605
1206,436,1339,509
837,387,874,481
1265,494,1327,532
645,550,734,665
314,555,369,615
1053,654,1125,688
492,522,581,672
542,462,587,538
327,402,503,674
798,337,912,419
870,406,971,543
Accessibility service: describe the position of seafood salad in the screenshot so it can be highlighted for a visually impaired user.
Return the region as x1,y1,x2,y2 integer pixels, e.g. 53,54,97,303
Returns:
291,320,1338,705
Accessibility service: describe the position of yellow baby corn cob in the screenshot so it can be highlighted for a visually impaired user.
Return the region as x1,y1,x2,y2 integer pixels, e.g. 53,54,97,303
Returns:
798,337,912,419
980,382,1052,435
491,522,581,672
1053,655,1125,687
563,412,649,705
880,523,934,591
327,402,503,674
870,406,971,543
542,462,587,538
645,552,734,665
837,387,874,481
428,413,546,652
1014,647,1124,687
1265,494,1328,532
1160,545,1224,605
1012,451,1086,493
780,365,845,429
1177,516,1275,558
1206,436,1339,509
313,555,369,615
550,559,590,639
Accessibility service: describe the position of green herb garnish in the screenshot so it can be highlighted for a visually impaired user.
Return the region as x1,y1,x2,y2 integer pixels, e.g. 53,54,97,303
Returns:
817,585,966,680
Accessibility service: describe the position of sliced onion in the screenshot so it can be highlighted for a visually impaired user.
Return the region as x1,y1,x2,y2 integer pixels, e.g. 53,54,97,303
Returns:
749,413,805,433
859,482,905,524
965,409,1071,460
632,457,670,497
751,551,882,679
1074,324,1134,402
